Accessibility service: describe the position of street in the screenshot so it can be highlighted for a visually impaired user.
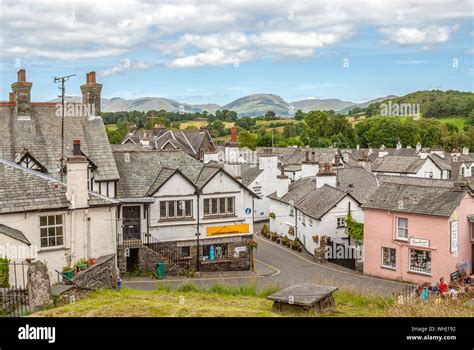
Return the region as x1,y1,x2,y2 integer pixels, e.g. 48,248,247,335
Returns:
123,222,412,296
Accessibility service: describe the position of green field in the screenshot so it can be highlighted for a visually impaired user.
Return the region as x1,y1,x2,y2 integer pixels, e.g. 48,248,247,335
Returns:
31,284,474,317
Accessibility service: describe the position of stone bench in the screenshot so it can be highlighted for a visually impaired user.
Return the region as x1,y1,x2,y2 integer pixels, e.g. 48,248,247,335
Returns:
268,284,338,314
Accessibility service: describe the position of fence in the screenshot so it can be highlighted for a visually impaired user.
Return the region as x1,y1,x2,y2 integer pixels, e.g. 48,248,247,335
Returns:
0,261,30,317
117,233,193,272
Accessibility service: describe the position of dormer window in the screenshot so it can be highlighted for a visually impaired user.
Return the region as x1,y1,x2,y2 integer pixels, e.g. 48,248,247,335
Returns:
17,152,47,173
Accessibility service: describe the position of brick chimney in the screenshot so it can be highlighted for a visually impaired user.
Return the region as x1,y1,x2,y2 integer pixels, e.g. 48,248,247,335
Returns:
66,139,89,209
11,69,33,120
80,71,102,116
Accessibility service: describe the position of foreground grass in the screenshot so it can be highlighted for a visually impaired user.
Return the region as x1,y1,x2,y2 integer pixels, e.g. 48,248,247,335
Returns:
31,284,474,317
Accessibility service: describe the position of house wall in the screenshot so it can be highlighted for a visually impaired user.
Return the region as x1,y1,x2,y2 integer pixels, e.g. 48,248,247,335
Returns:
414,158,442,179
0,206,117,284
269,195,363,254
460,163,474,178
363,195,473,284
148,171,254,243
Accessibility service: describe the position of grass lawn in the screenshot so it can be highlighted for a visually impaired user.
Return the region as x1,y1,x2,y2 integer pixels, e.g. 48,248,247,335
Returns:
29,283,474,317
437,117,465,130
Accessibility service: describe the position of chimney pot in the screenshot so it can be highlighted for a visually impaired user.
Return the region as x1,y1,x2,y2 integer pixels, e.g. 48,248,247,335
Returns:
17,69,26,82
231,127,237,143
73,139,81,155
88,71,96,84
9,92,14,103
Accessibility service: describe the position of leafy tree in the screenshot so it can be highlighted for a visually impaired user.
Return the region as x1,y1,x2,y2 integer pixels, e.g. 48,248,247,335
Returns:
295,109,305,120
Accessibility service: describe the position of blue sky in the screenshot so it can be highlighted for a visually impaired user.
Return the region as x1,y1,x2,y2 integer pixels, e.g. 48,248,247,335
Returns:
1,0,472,105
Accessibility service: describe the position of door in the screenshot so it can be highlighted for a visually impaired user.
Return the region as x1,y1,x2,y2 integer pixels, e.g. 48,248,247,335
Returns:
122,206,141,240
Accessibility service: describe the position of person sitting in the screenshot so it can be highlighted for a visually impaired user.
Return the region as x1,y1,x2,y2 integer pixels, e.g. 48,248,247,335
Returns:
437,277,448,295
420,282,430,301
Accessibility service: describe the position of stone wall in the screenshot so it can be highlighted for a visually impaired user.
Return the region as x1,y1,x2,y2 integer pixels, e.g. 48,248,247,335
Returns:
71,254,117,290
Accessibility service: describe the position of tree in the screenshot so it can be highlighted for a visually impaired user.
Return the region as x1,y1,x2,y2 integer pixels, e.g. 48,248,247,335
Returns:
295,109,305,120
208,120,226,137
265,110,276,118
237,130,258,150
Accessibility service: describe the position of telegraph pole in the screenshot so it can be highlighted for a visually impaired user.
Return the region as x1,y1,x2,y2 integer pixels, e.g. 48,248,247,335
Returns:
53,74,76,182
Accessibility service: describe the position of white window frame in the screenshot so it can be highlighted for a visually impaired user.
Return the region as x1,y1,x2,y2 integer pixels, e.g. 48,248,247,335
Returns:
409,248,432,275
159,200,193,219
337,216,347,228
396,217,408,241
39,214,65,248
381,247,396,269
203,197,235,217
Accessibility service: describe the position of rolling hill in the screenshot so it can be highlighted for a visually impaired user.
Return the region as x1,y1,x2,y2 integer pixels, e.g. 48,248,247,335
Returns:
222,94,290,116
289,98,354,112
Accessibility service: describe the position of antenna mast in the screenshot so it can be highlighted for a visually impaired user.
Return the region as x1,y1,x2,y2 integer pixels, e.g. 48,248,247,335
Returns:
53,74,76,182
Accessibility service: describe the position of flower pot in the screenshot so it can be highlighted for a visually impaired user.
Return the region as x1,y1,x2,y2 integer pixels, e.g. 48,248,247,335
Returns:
298,247,303,252
76,263,88,271
271,236,277,241
62,269,75,281
88,259,96,265
291,245,298,251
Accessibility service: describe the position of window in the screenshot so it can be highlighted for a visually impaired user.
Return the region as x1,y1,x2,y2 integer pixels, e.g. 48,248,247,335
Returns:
181,246,190,257
289,207,294,217
396,217,408,240
382,247,396,269
302,214,306,226
337,217,346,228
203,197,235,217
39,215,64,248
425,171,433,179
409,249,431,274
159,200,193,219
202,243,228,261
308,219,313,227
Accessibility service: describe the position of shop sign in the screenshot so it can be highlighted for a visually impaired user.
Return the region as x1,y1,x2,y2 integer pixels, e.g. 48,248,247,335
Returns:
409,238,429,248
206,224,250,237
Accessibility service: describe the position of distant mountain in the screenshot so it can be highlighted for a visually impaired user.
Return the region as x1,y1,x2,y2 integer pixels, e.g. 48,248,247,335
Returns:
290,98,354,113
222,94,290,117
338,95,398,114
101,97,202,113
190,103,222,114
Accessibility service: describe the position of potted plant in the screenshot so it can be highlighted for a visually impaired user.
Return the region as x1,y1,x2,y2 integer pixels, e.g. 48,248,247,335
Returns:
291,239,300,251
88,257,96,265
312,235,319,243
247,240,258,250
269,212,276,219
282,236,288,246
62,266,75,281
75,259,88,271
261,224,269,237
271,232,279,242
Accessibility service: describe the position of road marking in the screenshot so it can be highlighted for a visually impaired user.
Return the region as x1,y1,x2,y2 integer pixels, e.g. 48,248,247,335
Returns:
256,235,413,287
255,258,280,276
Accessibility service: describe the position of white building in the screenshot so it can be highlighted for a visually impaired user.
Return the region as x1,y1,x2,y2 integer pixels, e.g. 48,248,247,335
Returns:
0,141,118,285
370,155,445,179
268,166,378,255
112,145,258,273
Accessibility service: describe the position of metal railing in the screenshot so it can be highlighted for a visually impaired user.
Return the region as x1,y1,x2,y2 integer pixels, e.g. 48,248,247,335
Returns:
117,233,193,272
0,261,29,317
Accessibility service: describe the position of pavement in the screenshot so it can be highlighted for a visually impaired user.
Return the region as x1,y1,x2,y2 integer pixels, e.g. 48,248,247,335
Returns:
123,222,413,296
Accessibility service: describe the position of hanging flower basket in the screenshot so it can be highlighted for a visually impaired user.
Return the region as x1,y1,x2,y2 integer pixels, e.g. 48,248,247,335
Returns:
269,212,276,219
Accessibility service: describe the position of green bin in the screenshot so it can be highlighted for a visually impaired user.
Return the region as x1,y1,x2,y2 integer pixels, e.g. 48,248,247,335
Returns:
155,261,165,279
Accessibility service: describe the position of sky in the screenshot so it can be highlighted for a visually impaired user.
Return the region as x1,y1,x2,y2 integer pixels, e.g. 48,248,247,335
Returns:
0,0,473,105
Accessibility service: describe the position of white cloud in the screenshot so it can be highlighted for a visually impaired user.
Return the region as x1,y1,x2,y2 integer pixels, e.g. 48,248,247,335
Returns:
380,25,457,46
100,59,156,77
0,0,472,67
467,48,474,55
394,60,427,65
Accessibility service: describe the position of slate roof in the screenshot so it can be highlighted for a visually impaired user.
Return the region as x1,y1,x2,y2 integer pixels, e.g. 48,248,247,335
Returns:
370,155,428,174
0,159,118,214
0,224,30,245
241,164,263,186
296,185,349,219
123,129,215,158
362,181,467,217
256,147,337,165
112,148,257,198
0,106,119,181
430,153,452,171
336,167,379,203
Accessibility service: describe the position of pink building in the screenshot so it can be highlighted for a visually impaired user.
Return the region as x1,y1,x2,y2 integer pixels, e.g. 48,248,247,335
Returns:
362,180,474,284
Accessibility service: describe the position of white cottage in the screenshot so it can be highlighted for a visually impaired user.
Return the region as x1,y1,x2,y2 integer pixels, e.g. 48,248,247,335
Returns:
0,141,118,285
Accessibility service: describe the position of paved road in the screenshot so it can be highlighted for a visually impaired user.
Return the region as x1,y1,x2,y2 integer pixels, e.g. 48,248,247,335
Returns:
123,223,412,296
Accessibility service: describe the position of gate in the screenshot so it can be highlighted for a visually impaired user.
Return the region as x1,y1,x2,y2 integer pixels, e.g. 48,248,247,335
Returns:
0,261,30,317
326,238,356,270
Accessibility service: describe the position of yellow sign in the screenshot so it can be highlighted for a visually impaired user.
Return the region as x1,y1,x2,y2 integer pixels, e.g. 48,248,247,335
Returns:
206,224,250,237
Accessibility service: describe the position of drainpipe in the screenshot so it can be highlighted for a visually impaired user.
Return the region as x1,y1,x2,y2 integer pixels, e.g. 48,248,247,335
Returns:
195,190,201,271
294,208,298,240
